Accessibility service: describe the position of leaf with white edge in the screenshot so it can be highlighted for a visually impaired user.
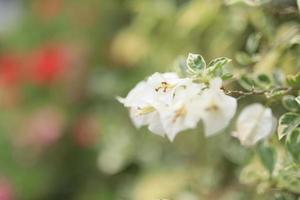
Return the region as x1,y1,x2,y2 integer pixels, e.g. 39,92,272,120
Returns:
278,112,300,140
282,95,300,112
296,96,300,105
286,72,300,87
256,74,271,89
207,57,231,77
297,0,300,12
186,53,206,74
238,75,256,91
286,128,300,162
272,70,285,86
246,33,262,54
221,73,234,80
257,143,276,174
277,164,300,193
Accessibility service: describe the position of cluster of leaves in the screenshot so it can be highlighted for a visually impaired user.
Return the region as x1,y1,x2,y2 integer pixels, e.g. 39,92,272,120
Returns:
279,92,300,162
179,53,233,82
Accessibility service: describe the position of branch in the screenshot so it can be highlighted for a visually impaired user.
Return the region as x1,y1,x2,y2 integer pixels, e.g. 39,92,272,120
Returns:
221,86,300,99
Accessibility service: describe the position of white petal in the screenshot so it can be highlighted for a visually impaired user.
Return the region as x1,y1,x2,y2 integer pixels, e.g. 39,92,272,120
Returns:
209,77,222,90
159,95,203,141
147,113,166,137
200,87,237,137
129,108,151,128
232,103,275,146
118,81,154,107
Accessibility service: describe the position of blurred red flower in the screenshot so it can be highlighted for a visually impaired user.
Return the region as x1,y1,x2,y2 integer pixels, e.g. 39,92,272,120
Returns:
16,107,65,152
29,45,69,85
0,54,22,107
0,55,21,87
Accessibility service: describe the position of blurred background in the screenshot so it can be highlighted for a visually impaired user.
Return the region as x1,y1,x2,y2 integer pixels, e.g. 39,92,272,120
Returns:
0,0,299,199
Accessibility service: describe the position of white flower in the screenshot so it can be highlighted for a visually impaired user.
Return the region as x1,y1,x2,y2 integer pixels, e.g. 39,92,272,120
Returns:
199,78,237,137
118,72,195,138
158,79,204,141
232,103,277,146
117,80,164,136
119,73,238,141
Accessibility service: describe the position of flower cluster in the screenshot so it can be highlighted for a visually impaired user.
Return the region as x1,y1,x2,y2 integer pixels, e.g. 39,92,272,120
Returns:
119,53,281,146
118,72,237,141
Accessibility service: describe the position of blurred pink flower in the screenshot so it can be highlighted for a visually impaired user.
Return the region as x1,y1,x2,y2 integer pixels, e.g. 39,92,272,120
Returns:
0,179,13,200
17,107,65,151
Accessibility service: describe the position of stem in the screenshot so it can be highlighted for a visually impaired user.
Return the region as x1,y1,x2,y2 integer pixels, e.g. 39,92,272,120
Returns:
221,86,300,99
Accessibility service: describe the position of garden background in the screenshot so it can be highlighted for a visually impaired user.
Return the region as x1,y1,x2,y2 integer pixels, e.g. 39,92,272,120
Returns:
0,0,299,199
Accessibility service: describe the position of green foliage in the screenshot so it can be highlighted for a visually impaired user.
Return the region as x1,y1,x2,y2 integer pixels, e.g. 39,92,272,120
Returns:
257,143,276,175
276,165,300,194
235,52,254,65
286,128,300,162
239,75,256,91
185,54,233,82
246,33,262,54
282,95,300,112
296,96,300,105
278,112,300,140
286,72,300,87
186,53,206,74
238,73,274,91
207,57,232,78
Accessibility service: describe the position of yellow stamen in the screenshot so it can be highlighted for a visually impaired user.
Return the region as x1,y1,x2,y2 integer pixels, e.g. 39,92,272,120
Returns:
172,106,187,123
137,106,156,115
155,82,175,93
205,102,219,112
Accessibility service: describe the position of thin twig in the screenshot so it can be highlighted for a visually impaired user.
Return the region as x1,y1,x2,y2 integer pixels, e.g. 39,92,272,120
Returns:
221,86,299,100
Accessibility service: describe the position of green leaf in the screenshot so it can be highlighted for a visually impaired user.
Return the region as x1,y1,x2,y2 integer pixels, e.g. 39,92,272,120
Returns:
272,70,285,86
207,57,231,78
296,96,300,105
276,164,300,193
257,74,271,84
286,128,300,162
286,72,300,87
221,73,234,80
246,33,262,54
282,95,300,112
257,143,276,175
238,75,256,91
278,112,300,140
256,74,271,89
235,52,253,65
186,53,206,74
297,0,300,12
208,57,231,76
